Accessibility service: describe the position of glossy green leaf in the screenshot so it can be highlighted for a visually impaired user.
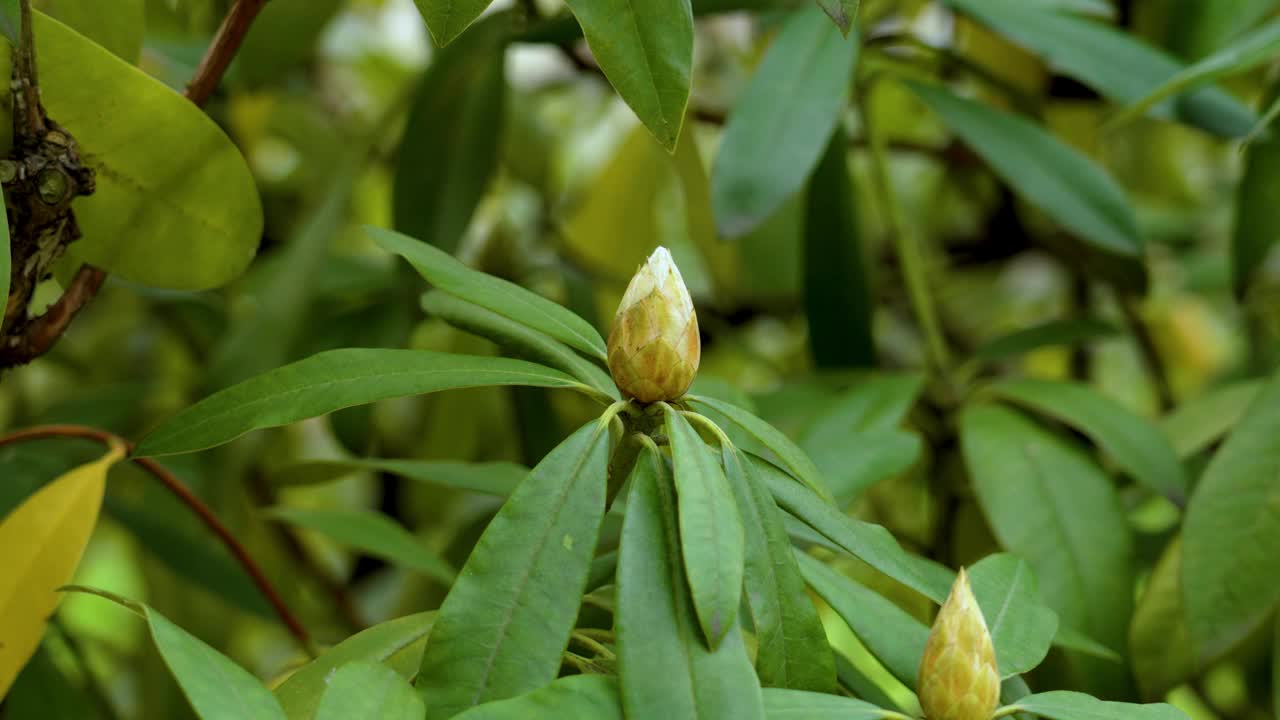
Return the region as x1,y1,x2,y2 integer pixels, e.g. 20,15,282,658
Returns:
422,291,617,398
37,0,143,61
762,688,896,719
416,421,609,718
315,661,424,720
1006,690,1188,720
814,0,858,35
711,6,857,238
268,507,456,585
1232,132,1280,298
451,676,623,720
665,406,746,649
1183,370,1280,663
971,318,1119,364
1113,18,1280,128
942,0,1256,138
395,13,507,252
70,587,286,720
616,445,767,720
804,133,874,368
275,612,436,720
909,82,1143,261
967,554,1058,677
723,446,835,691
1130,537,1194,699
989,377,1187,503
272,458,527,496
135,349,585,457
687,395,833,502
960,404,1133,651
1160,380,1264,459
413,0,493,46
562,0,691,150
370,226,607,360
8,13,262,289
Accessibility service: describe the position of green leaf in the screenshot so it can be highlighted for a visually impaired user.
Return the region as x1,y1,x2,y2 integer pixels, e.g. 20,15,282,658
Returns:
135,349,585,457
1160,380,1264,459
9,13,262,289
967,553,1058,678
451,676,623,720
235,0,344,86
6,644,99,720
908,82,1143,262
1170,0,1275,60
1112,18,1280,128
271,458,527,496
422,291,618,399
412,0,494,46
416,421,610,718
1007,690,1189,720
395,13,507,253
1130,537,1194,699
960,404,1133,651
1183,370,1280,663
315,661,425,720
711,6,857,238
616,444,767,720
941,0,1256,138
369,226,607,360
267,507,456,585
665,406,746,649
814,0,858,35
988,377,1188,503
70,587,286,720
804,133,874,368
0,186,9,318
971,318,1119,364
687,394,834,502
562,0,692,150
762,688,903,719
1232,132,1280,299
275,612,436,720
36,0,143,61
722,446,835,691
0,0,17,44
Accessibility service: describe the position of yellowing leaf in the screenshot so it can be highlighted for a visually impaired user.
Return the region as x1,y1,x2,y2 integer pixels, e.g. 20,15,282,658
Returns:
0,444,123,698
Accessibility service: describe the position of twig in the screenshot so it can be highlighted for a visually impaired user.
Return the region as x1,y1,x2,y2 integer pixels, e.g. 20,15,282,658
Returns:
185,0,270,107
0,424,316,656
15,0,44,135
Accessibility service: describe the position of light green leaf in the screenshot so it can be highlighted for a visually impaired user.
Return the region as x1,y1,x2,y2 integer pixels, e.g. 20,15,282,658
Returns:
268,507,456,585
0,186,8,318
665,406,746,649
971,319,1119,364
1232,131,1280,299
1130,537,1194,699
616,445,767,720
451,676,623,720
8,13,262,289
711,6,857,237
396,13,507,252
69,587,286,720
135,349,585,457
416,421,610,718
967,554,1058,677
814,0,858,35
762,688,903,718
1183,370,1280,663
909,82,1142,262
370,226,607,360
1006,690,1188,720
275,612,436,720
989,377,1187,503
960,404,1133,651
562,0,691,150
942,0,1256,138
413,0,494,46
1161,380,1264,459
315,661,424,720
36,0,143,61
271,458,527,496
1112,18,1280,128
0,0,16,44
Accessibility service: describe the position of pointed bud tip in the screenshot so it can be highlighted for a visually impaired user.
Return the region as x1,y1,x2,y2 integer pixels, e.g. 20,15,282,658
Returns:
606,247,700,403
917,567,1000,720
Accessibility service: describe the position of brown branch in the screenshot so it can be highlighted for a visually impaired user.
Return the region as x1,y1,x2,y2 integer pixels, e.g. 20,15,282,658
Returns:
3,0,270,367
0,424,316,656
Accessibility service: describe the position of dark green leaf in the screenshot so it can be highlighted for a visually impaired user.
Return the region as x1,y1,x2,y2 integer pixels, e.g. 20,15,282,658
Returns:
267,507,456,585
6,644,99,720
909,82,1143,262
711,6,857,238
135,349,586,457
1131,538,1194,699
395,14,507,253
814,0,858,35
971,319,1119,364
315,661,425,720
416,421,610,718
271,458,527,496
664,406,746,649
762,688,895,718
967,554,1058,677
450,676,623,720
1007,690,1189,720
35,0,143,61
1160,380,1264,458
0,0,17,44
236,0,344,86
0,186,9,317
370,226,607,360
1183,370,1280,663
1233,132,1280,298
413,0,493,46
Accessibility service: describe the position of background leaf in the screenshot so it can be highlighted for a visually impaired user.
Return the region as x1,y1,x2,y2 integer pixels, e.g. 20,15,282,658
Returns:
36,0,143,62
413,0,494,46
1232,130,1280,299
315,661,425,720
450,676,623,720
1009,690,1188,720
966,553,1058,678
271,458,527,496
267,507,456,585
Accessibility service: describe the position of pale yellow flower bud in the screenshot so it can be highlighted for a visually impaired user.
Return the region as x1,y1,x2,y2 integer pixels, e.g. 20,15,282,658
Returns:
607,247,700,403
917,568,1001,720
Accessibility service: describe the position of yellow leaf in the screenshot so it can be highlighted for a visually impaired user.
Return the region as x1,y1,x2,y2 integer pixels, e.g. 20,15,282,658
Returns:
0,443,124,698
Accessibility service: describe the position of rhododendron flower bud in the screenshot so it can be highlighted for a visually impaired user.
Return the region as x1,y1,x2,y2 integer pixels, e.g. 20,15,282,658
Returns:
917,568,1000,720
607,247,700,403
